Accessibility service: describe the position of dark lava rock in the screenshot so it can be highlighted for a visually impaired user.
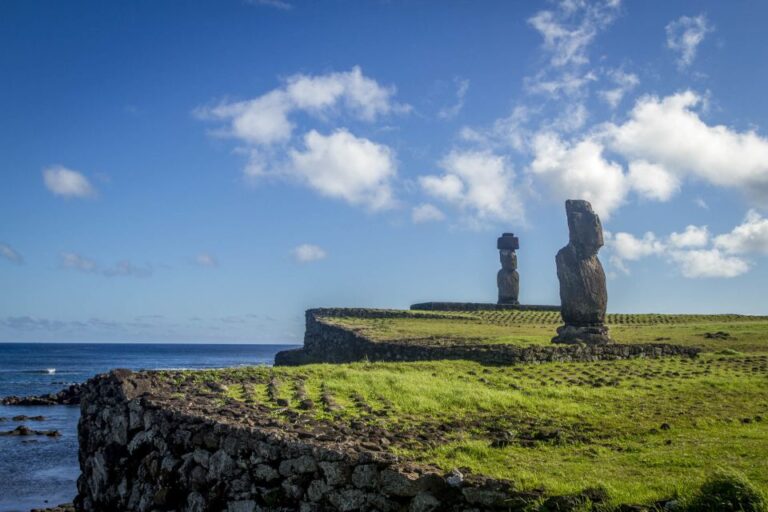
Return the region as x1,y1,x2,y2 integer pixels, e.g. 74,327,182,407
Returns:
552,200,612,345
12,415,46,421
1,383,82,406
0,425,60,437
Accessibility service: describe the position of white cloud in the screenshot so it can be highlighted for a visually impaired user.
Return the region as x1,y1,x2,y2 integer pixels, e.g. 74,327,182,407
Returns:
196,253,219,267
292,244,327,263
695,197,709,210
714,210,768,255
610,232,666,261
529,132,627,219
288,129,396,210
668,249,749,278
0,243,23,264
198,67,404,147
60,252,152,277
458,105,530,152
666,14,712,69
627,160,680,201
438,78,469,120
606,231,665,273
420,150,523,225
525,0,620,99
411,203,446,223
43,165,96,198
526,70,597,98
547,103,589,133
669,225,709,248
61,252,98,272
197,67,405,210
607,221,753,279
598,69,639,108
528,0,621,68
604,91,768,205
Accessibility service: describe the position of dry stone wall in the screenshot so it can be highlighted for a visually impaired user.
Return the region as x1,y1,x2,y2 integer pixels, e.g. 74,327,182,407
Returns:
74,370,543,511
274,309,700,366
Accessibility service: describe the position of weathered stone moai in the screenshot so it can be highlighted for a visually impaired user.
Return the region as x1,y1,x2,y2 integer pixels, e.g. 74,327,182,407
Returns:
552,200,613,344
497,233,520,305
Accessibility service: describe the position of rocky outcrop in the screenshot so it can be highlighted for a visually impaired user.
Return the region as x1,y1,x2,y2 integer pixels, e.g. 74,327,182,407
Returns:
73,369,550,511
497,233,520,305
274,309,699,366
2,383,83,406
553,200,612,345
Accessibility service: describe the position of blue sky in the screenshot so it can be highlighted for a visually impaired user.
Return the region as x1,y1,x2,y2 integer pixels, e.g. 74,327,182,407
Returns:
3,0,768,343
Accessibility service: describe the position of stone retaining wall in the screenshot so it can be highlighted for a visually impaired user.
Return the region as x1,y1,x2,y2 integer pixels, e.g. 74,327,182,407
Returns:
74,370,541,511
273,309,700,366
410,302,560,312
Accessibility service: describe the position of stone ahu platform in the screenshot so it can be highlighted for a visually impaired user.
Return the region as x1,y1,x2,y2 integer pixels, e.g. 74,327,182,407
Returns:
73,369,553,511
274,308,699,366
410,302,560,312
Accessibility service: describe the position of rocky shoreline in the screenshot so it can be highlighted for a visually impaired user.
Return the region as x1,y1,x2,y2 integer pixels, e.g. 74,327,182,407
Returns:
1,382,83,406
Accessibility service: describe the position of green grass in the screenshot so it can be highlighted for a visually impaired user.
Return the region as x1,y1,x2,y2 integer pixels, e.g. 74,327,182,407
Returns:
324,310,768,352
156,312,768,508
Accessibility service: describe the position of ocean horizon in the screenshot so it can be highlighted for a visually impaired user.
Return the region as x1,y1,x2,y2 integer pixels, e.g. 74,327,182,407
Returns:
0,342,297,512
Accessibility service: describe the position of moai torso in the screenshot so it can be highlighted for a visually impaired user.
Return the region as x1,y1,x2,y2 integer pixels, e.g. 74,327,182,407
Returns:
497,233,520,305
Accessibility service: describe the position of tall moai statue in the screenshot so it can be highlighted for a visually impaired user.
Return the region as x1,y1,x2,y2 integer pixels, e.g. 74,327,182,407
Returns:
497,233,520,305
552,200,613,344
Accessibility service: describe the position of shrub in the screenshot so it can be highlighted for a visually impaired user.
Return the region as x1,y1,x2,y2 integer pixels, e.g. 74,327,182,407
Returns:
685,470,767,512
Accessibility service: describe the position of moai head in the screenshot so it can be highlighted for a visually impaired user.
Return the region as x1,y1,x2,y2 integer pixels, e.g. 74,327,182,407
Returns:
499,250,517,270
497,233,520,270
496,233,520,270
565,200,603,256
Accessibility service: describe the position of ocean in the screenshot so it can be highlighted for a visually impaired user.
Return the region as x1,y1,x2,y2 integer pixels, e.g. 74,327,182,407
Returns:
0,343,295,512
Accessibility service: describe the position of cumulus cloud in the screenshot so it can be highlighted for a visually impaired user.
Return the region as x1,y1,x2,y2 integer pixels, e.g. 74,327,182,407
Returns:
60,252,152,278
666,14,712,69
627,160,680,202
529,132,627,218
606,231,665,273
420,150,523,225
668,249,749,278
604,91,768,205
411,203,446,223
438,78,469,120
714,210,768,255
198,67,404,146
607,220,753,278
0,243,23,264
196,253,219,267
43,165,96,198
669,225,710,248
292,244,326,263
288,129,396,210
197,67,405,210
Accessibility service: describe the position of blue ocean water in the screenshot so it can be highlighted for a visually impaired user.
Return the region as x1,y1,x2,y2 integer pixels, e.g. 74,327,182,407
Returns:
0,343,295,512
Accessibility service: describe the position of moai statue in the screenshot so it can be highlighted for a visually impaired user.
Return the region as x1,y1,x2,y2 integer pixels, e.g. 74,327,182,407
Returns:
497,233,520,305
552,200,613,344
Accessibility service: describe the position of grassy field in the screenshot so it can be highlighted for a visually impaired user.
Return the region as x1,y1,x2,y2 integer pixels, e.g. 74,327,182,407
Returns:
160,311,768,509
323,309,768,352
